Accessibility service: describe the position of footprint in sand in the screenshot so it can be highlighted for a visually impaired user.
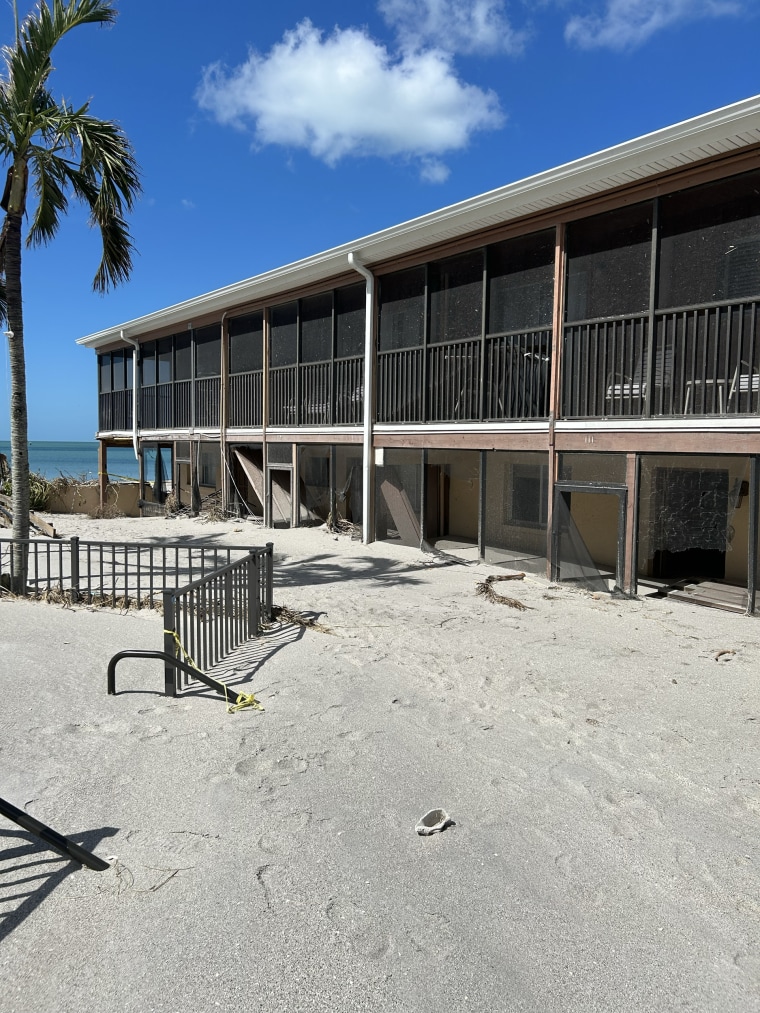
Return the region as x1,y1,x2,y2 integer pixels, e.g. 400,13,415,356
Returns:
256,810,314,855
326,897,390,959
593,786,663,838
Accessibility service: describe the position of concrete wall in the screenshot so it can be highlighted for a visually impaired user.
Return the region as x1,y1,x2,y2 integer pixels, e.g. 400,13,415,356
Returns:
48,482,141,517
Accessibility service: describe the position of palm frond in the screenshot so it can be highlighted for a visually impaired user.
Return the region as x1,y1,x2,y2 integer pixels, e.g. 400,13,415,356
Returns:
26,144,69,245
1,1,116,138
0,1,139,289
44,109,141,289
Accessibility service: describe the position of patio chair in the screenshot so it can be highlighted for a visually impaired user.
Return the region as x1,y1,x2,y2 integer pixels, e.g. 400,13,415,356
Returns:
727,360,760,409
606,343,673,407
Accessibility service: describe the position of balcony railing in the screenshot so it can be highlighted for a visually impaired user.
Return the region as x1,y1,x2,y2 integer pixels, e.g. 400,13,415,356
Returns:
99,389,132,431
377,330,551,423
195,377,221,428
562,299,760,419
377,347,424,422
269,365,297,426
98,299,759,434
230,370,264,427
268,359,364,427
335,356,364,425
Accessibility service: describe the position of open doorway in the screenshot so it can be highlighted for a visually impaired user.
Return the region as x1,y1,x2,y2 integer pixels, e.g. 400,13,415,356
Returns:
424,449,480,562
552,483,627,592
637,455,752,611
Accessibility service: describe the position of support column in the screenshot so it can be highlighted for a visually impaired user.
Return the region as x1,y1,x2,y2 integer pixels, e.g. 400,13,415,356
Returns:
98,441,108,513
624,452,638,594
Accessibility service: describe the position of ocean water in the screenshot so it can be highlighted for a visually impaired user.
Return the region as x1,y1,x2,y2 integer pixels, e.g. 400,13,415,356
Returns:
0,440,141,482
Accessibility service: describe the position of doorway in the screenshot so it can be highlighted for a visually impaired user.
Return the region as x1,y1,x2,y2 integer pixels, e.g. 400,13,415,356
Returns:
651,467,728,580
552,483,627,592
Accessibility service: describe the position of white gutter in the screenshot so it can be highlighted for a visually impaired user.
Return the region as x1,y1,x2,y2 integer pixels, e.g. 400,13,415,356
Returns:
348,252,375,545
120,329,140,460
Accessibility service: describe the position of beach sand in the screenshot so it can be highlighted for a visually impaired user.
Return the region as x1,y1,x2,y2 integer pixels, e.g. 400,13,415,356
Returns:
1,512,759,1011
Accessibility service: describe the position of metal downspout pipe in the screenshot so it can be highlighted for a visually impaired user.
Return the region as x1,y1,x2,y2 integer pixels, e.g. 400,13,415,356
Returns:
220,311,229,515
348,252,375,544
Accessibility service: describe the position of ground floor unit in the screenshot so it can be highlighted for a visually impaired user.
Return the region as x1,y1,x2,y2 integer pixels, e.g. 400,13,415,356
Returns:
99,426,760,615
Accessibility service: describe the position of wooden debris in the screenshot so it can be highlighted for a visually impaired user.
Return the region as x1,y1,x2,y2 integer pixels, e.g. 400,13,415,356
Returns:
0,492,57,537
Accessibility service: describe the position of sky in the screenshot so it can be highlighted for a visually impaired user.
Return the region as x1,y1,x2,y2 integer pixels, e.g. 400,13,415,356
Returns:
0,0,758,441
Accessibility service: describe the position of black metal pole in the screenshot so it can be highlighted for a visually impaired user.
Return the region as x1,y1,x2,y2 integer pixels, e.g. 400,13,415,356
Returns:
0,795,110,872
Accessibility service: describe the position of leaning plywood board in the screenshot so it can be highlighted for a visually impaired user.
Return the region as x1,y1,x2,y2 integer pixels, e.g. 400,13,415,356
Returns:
233,449,290,525
379,477,421,545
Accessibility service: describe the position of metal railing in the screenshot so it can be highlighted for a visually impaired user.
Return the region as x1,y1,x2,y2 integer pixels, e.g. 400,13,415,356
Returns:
562,298,760,419
107,547,274,698
0,536,273,613
164,551,262,693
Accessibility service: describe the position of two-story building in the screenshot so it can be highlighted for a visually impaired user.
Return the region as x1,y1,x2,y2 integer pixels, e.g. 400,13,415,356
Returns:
79,94,760,613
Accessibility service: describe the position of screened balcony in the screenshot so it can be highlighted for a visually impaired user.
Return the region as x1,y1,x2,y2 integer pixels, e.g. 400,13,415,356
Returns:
98,388,132,431
229,370,264,427
376,329,551,423
561,298,760,419
268,357,364,427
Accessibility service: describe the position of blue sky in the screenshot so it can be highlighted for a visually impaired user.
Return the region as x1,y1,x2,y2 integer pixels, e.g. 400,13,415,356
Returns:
0,0,758,441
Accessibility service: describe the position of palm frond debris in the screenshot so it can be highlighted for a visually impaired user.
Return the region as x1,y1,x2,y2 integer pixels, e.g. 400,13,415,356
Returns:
475,573,529,611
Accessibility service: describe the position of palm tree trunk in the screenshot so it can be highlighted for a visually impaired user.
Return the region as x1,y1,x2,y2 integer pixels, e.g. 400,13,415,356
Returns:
5,209,29,592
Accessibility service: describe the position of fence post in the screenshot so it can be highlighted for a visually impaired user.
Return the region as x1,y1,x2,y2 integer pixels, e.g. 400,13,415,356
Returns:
69,536,79,603
162,590,178,697
248,551,260,637
265,542,274,620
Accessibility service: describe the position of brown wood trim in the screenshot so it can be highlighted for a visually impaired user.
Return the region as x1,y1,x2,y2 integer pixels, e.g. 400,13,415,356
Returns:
374,431,549,451
265,432,363,445
555,430,760,453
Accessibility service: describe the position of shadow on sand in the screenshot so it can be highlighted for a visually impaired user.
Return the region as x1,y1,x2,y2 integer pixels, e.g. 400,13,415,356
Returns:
0,825,118,944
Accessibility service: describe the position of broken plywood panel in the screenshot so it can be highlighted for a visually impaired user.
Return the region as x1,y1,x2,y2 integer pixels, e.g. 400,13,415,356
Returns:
379,477,421,546
233,448,290,525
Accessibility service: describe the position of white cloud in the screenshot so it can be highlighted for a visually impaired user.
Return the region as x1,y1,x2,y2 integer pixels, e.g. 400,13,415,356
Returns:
565,0,741,50
181,199,196,210
378,0,528,55
195,19,503,181
420,158,451,184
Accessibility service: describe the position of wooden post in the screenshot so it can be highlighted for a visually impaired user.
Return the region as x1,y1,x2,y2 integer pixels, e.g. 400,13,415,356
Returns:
98,441,108,513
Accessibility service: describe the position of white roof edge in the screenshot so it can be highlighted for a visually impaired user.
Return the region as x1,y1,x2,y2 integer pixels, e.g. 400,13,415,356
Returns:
78,94,760,350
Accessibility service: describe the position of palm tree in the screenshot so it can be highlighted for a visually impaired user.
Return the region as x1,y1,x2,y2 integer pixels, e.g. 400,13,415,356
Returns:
0,0,140,590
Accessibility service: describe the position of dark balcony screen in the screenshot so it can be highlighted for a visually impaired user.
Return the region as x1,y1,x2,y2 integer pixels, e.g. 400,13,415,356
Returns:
488,229,554,334
300,292,333,364
230,312,263,373
140,342,156,386
157,338,172,384
379,267,425,351
336,282,365,358
99,353,111,393
111,350,126,390
270,302,298,366
126,352,133,388
659,170,760,308
566,203,652,321
429,251,483,344
175,333,191,380
195,325,221,378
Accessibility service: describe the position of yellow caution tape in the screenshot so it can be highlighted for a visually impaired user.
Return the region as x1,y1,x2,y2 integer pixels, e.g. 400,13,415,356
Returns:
164,629,264,714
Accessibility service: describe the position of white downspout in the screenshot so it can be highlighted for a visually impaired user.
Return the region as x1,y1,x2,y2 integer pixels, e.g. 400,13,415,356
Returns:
120,329,140,460
347,252,374,544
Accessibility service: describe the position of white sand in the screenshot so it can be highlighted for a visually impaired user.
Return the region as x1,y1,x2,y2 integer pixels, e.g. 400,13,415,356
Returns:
1,512,759,1012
